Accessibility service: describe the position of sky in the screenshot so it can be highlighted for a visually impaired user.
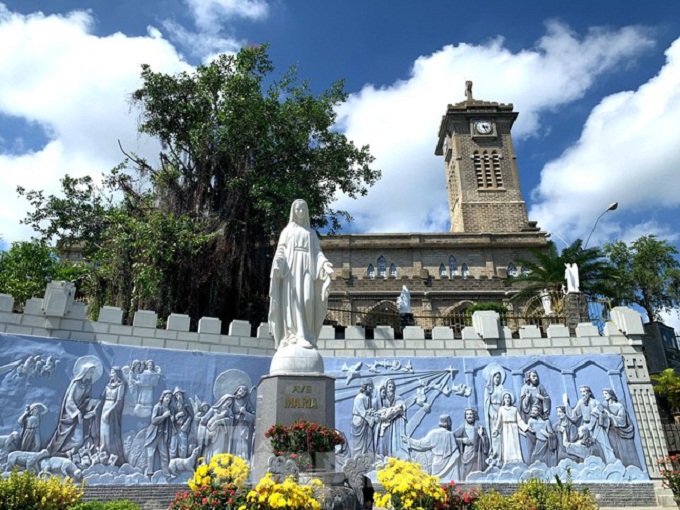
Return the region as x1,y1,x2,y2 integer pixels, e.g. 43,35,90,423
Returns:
1,0,680,326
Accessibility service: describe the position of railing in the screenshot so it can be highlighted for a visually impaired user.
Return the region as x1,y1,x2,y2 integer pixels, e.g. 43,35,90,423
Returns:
325,307,566,339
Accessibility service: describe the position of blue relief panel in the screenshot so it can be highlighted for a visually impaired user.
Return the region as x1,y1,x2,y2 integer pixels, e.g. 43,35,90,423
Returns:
0,333,648,485
326,355,648,483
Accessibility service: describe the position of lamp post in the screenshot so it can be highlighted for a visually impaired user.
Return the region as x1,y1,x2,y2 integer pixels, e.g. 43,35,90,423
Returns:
584,202,618,249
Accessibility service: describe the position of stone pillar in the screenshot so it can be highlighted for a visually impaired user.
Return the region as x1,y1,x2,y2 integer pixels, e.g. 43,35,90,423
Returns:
563,292,588,333
251,374,336,482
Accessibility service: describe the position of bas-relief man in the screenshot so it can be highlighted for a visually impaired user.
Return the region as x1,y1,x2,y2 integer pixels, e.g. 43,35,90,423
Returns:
170,388,193,460
143,390,173,476
374,378,409,460
601,388,641,468
453,408,489,480
563,385,616,464
404,414,459,480
526,404,557,467
268,199,333,350
351,380,376,458
520,370,551,423
232,385,255,460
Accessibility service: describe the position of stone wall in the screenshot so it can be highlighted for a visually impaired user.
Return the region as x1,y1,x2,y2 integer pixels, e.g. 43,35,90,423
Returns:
0,287,672,495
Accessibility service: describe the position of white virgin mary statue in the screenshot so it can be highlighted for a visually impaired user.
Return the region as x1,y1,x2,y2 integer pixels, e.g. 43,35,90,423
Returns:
268,199,333,350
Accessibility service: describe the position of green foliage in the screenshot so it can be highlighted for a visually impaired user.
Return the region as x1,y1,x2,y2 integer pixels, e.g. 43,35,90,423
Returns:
68,501,140,510
465,302,508,317
0,240,88,309
651,368,680,412
472,476,596,510
603,235,680,321
0,469,83,510
18,45,379,326
508,239,616,304
657,454,680,497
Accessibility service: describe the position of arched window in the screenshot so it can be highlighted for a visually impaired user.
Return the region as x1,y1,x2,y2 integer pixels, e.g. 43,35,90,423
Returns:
377,256,386,278
368,264,375,279
507,263,518,277
389,263,397,278
439,263,447,277
449,255,458,277
461,263,469,279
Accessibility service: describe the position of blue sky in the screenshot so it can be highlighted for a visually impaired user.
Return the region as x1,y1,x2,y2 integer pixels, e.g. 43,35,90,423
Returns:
1,1,680,322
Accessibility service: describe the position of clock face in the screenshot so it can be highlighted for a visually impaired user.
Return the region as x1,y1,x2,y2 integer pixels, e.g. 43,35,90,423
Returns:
475,121,493,135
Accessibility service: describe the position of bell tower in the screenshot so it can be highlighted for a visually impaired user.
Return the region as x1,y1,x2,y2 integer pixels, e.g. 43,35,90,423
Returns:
435,81,537,234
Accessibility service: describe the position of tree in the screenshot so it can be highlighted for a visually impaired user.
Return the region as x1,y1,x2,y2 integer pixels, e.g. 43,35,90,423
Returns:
507,239,616,308
0,241,87,309
18,46,379,326
603,235,680,321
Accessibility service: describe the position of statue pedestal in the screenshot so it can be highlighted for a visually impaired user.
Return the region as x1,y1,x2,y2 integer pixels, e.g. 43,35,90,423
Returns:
270,344,324,375
251,373,336,482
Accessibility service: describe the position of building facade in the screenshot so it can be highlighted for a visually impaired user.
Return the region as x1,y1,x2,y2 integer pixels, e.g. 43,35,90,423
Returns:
321,83,547,330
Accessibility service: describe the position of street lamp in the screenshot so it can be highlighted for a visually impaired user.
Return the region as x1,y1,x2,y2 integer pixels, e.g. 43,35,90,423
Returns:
584,202,618,248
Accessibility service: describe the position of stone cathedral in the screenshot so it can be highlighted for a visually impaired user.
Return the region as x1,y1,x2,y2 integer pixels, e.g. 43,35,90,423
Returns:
321,83,547,330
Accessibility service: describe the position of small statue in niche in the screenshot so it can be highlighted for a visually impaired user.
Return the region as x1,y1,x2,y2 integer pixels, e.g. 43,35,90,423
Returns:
396,286,411,314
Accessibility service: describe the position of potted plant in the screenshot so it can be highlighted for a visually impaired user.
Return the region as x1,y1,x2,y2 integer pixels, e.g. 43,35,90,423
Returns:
265,420,345,471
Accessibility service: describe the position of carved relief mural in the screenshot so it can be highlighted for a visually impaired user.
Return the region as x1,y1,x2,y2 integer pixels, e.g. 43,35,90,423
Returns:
0,333,648,484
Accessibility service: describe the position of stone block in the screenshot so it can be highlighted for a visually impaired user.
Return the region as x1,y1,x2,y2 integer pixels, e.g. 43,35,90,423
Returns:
319,325,336,340
154,329,177,340
141,337,165,348
518,325,541,339
0,312,20,324
532,337,551,348
165,340,189,351
403,326,425,339
472,311,502,339
432,326,453,340
67,302,88,320
461,326,478,340
575,323,600,337
133,327,156,339
82,322,109,334
198,317,221,334
229,320,251,337
70,331,96,342
0,294,14,312
197,333,221,344
166,314,190,332
374,326,395,339
109,324,133,335
60,319,85,331
20,315,48,328
24,298,44,316
118,336,142,347
98,306,123,324
547,325,570,338
610,306,645,335
42,281,75,317
257,323,272,339
345,326,366,339
133,310,158,328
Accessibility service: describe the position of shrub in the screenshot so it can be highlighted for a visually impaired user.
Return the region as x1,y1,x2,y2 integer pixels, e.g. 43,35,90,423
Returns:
246,473,324,510
474,476,597,510
440,481,479,510
0,469,83,510
658,454,680,497
170,453,250,510
374,458,446,510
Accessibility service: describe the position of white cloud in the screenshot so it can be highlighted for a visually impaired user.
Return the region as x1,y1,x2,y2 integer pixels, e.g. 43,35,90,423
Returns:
334,22,654,234
164,0,269,61
530,36,680,247
0,4,190,243
185,0,268,31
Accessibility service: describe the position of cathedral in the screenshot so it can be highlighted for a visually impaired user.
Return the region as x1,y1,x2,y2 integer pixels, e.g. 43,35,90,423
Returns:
321,83,548,331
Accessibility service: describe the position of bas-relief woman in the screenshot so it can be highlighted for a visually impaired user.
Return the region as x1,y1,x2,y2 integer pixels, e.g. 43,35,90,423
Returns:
493,391,528,466
483,365,506,462
47,363,98,456
268,199,333,349
98,367,126,466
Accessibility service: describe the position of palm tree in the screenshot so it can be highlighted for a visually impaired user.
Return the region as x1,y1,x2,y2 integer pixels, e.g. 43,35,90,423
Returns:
507,239,616,309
